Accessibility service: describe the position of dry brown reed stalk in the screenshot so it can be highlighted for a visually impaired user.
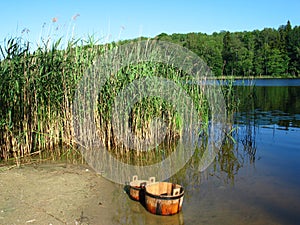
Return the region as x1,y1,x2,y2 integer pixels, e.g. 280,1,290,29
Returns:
0,36,237,168
0,37,100,165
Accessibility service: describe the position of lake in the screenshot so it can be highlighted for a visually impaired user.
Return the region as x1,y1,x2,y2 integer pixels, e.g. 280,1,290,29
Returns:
220,78,300,87
184,79,300,225
108,78,300,225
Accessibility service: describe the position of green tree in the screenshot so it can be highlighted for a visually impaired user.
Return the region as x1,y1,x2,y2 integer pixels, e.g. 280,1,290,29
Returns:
222,31,236,75
288,24,300,76
266,48,289,76
153,21,299,77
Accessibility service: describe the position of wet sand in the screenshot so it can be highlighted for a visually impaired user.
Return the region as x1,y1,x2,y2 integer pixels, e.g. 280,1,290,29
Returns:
0,163,120,225
0,163,184,225
2,161,299,225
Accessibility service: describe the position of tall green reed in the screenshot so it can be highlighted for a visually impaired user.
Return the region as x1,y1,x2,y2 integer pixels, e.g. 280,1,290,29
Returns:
0,35,237,167
0,36,103,165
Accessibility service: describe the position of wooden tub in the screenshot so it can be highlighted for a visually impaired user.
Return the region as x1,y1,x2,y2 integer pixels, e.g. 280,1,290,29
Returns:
145,182,184,215
129,175,155,202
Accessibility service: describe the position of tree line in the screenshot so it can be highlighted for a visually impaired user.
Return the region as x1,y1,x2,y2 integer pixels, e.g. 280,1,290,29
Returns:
154,21,300,77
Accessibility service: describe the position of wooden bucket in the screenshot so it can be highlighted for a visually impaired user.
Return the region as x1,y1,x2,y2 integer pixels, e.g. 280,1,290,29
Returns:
129,176,155,202
145,182,184,216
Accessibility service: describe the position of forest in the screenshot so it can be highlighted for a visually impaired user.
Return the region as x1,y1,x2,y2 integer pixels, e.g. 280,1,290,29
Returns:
153,21,300,77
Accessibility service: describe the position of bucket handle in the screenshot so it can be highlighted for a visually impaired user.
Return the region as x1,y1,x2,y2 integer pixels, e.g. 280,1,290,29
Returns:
132,175,138,182
149,177,155,183
173,188,181,196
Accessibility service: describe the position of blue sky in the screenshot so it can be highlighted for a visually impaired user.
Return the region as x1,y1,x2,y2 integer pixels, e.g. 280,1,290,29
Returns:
1,0,300,47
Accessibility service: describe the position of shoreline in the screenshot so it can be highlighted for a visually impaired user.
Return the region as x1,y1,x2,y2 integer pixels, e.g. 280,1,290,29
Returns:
0,163,119,225
213,75,299,80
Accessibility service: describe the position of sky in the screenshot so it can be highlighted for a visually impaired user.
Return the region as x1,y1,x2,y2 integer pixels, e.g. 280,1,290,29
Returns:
1,0,300,47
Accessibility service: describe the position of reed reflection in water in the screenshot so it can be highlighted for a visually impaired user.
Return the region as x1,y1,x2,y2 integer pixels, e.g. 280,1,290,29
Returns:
110,81,300,225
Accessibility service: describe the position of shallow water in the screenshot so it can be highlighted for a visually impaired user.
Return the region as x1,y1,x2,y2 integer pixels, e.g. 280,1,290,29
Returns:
182,125,300,225
2,79,299,225
4,79,297,225
106,79,300,225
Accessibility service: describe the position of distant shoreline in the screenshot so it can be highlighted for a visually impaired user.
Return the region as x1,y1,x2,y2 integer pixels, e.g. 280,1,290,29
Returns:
213,75,300,80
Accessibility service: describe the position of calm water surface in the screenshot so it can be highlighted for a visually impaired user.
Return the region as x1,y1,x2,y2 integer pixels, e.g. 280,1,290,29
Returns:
107,79,300,225
224,78,300,86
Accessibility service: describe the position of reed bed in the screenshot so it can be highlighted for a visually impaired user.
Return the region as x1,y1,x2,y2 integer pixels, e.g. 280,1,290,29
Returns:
0,36,236,167
0,38,209,165
0,37,103,165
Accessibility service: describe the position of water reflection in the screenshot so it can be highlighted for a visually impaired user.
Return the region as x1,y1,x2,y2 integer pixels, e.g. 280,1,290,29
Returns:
108,81,300,187
169,82,300,224
235,84,300,128
220,78,300,86
111,184,184,225
105,80,300,224
236,109,300,128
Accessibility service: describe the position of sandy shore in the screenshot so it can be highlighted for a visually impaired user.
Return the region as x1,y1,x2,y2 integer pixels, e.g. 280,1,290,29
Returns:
0,163,120,225
0,163,184,225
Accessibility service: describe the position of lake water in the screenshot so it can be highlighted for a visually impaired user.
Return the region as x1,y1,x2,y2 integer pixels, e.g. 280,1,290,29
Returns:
185,79,300,225
221,78,300,86
108,79,300,225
